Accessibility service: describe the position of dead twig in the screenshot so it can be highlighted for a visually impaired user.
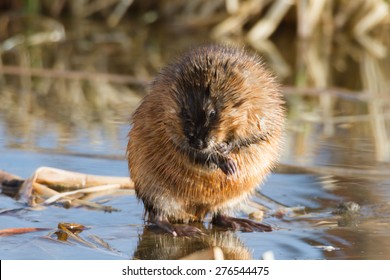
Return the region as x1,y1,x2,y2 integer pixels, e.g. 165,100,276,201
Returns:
0,170,21,183
0,227,51,237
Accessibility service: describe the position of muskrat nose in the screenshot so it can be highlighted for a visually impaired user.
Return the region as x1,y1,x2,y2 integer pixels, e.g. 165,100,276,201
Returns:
189,137,205,150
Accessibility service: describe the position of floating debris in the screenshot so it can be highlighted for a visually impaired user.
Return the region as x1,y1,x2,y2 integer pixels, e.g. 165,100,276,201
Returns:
332,201,361,215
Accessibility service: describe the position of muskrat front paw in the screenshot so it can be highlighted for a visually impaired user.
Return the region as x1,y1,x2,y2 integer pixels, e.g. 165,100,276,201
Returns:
217,142,233,155
219,158,238,176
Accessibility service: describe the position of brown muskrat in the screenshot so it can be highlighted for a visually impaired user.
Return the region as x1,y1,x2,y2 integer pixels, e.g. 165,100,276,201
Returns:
127,44,285,236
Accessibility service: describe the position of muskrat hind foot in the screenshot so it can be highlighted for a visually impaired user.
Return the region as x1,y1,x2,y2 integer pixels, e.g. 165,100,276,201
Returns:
153,215,203,237
212,214,272,232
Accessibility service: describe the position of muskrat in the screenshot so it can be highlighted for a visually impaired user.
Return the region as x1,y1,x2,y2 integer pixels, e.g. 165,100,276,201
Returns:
127,44,285,236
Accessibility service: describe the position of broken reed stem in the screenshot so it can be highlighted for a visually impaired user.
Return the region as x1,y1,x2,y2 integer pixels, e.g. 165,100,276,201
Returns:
29,166,133,190
32,181,120,211
13,167,133,210
43,184,122,204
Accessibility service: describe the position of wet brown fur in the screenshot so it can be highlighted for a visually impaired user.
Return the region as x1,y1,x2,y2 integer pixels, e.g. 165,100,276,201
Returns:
127,45,285,224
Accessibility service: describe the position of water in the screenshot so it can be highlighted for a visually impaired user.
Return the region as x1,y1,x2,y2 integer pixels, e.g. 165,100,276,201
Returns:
1,16,390,260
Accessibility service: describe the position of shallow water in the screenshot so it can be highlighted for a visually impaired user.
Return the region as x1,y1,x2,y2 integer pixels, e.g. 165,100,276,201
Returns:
1,16,390,260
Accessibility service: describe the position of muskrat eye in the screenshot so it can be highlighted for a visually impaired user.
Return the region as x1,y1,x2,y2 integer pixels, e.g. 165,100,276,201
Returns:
208,109,216,119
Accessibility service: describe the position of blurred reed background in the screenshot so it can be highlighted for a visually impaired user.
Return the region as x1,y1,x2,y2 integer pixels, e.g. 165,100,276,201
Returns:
0,0,389,164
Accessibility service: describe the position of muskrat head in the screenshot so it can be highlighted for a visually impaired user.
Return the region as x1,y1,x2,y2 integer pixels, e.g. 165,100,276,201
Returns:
159,45,283,160
163,52,252,154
